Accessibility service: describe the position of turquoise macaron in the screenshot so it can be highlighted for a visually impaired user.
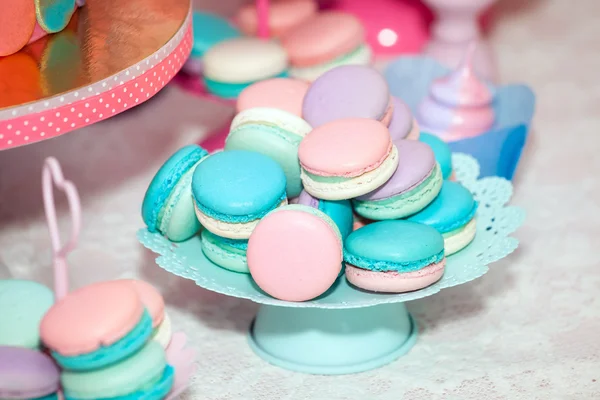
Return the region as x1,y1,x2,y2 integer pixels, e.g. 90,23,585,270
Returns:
61,341,174,400
142,145,209,242
191,12,241,59
418,133,453,180
407,181,478,256
296,190,353,241
0,280,54,349
192,150,287,239
201,230,249,273
343,220,446,293
185,12,241,75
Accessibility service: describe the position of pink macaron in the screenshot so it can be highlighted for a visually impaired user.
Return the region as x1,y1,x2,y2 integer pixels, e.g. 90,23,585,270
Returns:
298,118,399,200
247,204,342,302
282,12,371,82
237,78,310,117
236,0,318,38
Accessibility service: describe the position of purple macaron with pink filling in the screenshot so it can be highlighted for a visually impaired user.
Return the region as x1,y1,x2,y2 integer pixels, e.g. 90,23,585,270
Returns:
0,346,60,400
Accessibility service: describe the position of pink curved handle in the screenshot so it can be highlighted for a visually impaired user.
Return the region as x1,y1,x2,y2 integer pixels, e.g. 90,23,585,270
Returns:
42,157,82,300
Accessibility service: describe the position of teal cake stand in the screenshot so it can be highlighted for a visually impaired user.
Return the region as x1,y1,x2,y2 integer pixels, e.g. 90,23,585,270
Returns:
138,154,524,375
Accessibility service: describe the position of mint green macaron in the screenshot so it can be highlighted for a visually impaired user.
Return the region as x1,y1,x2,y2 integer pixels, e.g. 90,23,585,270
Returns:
0,279,54,349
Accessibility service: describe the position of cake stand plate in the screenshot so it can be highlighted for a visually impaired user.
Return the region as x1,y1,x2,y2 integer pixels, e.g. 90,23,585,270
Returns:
0,0,192,151
138,154,525,374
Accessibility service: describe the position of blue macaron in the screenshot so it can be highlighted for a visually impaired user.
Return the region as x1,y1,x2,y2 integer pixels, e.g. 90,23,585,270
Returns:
185,12,241,75
201,230,249,273
419,133,453,179
142,145,209,242
192,150,287,239
296,190,353,241
407,181,477,255
343,220,446,293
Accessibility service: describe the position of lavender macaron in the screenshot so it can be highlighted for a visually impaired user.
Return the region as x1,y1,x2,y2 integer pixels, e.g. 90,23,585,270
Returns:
302,65,393,128
353,140,443,220
389,97,421,142
0,346,60,400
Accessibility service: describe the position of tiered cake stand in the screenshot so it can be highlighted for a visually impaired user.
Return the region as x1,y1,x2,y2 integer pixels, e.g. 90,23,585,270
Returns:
0,0,192,151
139,154,525,375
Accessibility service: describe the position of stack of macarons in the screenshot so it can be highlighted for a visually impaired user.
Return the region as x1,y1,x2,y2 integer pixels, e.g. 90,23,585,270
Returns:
143,64,475,299
186,3,371,97
39,280,175,399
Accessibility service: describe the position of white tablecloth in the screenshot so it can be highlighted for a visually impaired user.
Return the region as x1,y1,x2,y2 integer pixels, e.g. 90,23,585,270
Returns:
1,0,599,398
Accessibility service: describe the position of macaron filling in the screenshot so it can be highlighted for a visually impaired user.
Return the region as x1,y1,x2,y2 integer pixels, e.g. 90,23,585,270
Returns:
353,164,443,219
204,71,288,99
344,248,444,273
51,310,154,371
201,230,249,273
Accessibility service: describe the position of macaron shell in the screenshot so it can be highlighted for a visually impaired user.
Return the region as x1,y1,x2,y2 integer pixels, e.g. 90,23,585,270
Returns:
40,281,144,356
61,341,168,399
204,38,288,83
0,346,60,399
237,0,317,37
247,206,342,302
0,280,54,349
160,169,202,242
299,119,391,177
407,181,477,233
388,97,413,141
345,259,445,293
35,0,76,33
237,78,309,116
192,150,287,220
419,133,453,179
0,0,36,57
190,11,241,58
358,140,436,201
282,12,364,67
344,220,444,266
302,66,389,127
120,280,165,328
201,229,249,273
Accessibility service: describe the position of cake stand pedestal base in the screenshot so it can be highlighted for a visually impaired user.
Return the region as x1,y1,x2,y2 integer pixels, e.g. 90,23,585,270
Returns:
248,302,418,375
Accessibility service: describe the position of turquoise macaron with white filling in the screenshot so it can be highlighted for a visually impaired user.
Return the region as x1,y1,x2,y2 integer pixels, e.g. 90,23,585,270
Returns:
61,341,174,400
203,38,289,99
142,145,209,242
344,220,446,293
192,150,288,239
225,107,312,198
418,133,453,180
201,230,249,273
407,181,478,256
0,279,54,349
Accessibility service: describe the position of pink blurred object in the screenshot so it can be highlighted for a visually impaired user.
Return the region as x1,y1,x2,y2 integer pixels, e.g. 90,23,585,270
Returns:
326,0,431,56
422,0,498,81
256,0,270,39
42,157,82,301
165,332,198,400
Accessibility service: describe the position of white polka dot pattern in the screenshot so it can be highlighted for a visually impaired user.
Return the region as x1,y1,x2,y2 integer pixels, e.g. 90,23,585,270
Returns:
0,11,192,151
